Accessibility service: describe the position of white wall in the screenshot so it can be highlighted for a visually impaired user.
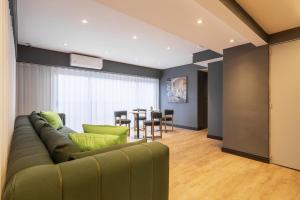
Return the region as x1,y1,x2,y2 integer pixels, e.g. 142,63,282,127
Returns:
0,0,16,197
270,39,300,170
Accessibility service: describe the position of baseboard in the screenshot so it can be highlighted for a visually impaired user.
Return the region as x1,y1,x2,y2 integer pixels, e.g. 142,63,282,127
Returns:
207,134,223,140
166,123,198,130
222,147,270,163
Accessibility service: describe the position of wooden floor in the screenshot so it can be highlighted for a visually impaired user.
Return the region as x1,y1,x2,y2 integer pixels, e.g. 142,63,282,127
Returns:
154,128,300,200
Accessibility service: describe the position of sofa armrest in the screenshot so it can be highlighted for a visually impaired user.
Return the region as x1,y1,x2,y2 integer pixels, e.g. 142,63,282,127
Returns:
3,142,169,200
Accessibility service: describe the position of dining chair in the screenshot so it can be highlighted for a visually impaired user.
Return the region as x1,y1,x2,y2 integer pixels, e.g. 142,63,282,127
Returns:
144,111,162,141
114,111,131,134
163,109,174,132
133,108,147,131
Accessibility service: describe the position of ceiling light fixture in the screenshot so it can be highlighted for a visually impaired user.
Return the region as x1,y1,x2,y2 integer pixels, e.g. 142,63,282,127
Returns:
166,46,171,50
81,19,88,24
197,19,203,24
229,39,235,43
132,35,138,40
63,42,68,46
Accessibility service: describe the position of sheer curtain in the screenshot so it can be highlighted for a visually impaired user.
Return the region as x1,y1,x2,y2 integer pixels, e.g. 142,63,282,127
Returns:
0,0,16,195
17,63,159,131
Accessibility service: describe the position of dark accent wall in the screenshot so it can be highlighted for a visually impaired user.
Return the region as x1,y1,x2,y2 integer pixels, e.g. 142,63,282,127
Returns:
160,64,206,129
193,50,222,63
9,0,18,51
17,45,162,79
197,71,208,130
208,61,223,139
223,43,269,158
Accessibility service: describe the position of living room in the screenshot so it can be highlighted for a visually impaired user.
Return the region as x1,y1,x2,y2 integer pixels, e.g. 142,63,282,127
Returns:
1,0,300,199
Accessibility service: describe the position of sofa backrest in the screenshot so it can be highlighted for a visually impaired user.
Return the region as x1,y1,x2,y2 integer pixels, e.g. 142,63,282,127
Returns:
6,116,54,184
4,142,169,200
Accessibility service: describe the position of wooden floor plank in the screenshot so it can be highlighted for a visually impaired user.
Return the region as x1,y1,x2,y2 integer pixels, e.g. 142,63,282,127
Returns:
153,127,300,200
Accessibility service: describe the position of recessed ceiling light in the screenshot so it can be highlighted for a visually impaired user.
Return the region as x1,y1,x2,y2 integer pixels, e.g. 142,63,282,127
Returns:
132,35,138,40
166,46,171,50
229,39,235,43
81,19,88,24
197,19,203,24
63,42,68,46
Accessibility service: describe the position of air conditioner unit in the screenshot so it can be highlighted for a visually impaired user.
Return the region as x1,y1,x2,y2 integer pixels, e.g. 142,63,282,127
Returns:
70,54,103,70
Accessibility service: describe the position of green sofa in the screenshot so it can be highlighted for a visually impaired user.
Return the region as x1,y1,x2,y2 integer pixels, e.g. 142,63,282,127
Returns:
3,114,169,200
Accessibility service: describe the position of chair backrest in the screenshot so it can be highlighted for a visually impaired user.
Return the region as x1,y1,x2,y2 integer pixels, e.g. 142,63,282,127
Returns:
151,111,162,120
114,111,127,118
164,109,174,116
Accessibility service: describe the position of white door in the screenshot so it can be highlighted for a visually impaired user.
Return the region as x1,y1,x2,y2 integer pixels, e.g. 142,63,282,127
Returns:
270,39,300,170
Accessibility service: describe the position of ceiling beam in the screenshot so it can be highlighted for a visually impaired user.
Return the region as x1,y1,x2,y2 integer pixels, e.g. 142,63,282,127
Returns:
269,27,300,45
219,0,268,42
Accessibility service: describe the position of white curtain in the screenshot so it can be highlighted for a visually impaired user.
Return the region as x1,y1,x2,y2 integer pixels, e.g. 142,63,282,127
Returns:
17,63,159,131
0,0,16,195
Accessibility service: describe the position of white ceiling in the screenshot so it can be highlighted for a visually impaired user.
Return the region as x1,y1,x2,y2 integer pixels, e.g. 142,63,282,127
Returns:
18,0,267,69
236,0,300,34
18,0,205,69
96,0,265,52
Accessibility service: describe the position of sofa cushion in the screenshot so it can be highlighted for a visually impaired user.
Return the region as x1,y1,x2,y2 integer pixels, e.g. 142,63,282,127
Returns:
29,111,43,124
70,139,147,159
41,111,63,129
58,126,77,138
40,125,80,163
6,116,53,182
82,124,129,144
34,118,49,133
69,133,121,151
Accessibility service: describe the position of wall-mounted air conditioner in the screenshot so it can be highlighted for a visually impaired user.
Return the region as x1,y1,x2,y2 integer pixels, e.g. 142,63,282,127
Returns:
70,54,103,70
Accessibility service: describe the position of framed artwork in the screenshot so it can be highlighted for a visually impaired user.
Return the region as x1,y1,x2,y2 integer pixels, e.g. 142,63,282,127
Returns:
166,76,187,103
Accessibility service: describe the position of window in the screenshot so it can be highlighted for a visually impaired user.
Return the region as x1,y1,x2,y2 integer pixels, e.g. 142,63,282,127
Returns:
17,63,159,131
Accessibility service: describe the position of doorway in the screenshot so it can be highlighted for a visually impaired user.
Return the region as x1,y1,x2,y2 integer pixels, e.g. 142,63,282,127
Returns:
197,70,208,130
270,39,300,170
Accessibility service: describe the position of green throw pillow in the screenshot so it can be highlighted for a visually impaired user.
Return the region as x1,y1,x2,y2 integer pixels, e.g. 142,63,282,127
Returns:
82,124,129,144
69,133,121,151
70,139,147,159
41,111,63,129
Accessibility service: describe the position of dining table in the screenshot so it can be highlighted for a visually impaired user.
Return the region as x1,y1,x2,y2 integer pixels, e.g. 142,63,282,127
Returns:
130,110,141,139
130,109,160,139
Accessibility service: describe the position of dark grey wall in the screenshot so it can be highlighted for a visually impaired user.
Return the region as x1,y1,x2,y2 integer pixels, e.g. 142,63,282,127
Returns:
17,45,161,79
9,0,18,51
160,64,206,129
193,50,222,63
223,43,269,158
208,61,223,138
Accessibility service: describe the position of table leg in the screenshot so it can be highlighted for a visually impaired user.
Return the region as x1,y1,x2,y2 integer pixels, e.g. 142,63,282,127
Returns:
136,113,139,138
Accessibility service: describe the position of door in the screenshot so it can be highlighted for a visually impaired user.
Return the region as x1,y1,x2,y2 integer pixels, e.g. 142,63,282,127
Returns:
197,71,208,130
270,39,300,170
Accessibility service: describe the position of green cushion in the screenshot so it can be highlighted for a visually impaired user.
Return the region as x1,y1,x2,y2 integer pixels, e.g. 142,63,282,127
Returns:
82,124,129,144
58,126,77,138
69,133,121,151
41,111,63,129
6,116,54,182
70,139,147,159
40,125,81,163
34,118,48,134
